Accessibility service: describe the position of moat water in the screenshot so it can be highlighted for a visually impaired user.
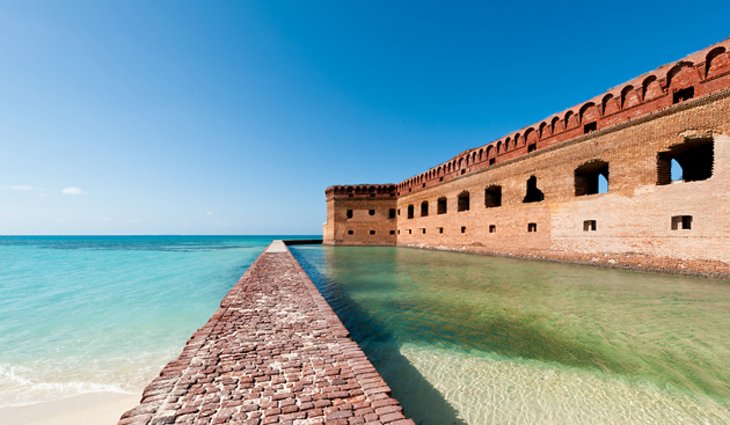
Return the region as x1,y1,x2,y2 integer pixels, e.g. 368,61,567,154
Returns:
291,245,730,425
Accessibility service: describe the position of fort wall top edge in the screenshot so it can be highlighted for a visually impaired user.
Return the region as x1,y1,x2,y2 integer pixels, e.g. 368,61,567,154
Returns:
394,37,730,195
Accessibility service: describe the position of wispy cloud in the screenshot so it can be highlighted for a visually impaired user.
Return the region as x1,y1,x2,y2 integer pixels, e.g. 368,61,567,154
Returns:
61,186,85,195
10,185,34,191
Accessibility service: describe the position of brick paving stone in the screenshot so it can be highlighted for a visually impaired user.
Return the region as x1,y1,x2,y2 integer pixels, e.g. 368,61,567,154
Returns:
118,241,409,424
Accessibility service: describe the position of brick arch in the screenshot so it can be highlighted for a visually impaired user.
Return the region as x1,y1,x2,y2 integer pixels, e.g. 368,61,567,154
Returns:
513,133,521,149
550,116,561,134
564,110,576,130
641,76,663,101
496,140,503,154
524,128,537,145
486,145,494,161
601,93,618,116
666,61,699,89
538,122,547,138
579,102,598,123
478,148,484,161
621,85,639,108
706,46,729,78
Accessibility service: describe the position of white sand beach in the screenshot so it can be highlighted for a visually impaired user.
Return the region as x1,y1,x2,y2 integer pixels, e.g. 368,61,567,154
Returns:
0,392,139,425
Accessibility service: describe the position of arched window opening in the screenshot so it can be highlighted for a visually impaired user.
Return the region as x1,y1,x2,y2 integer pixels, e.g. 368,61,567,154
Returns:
621,85,635,108
457,191,470,212
551,117,560,134
437,197,447,214
523,176,544,203
484,185,502,208
407,204,414,219
496,141,502,154
574,160,609,196
421,201,429,217
564,111,574,130
657,138,713,185
706,47,728,78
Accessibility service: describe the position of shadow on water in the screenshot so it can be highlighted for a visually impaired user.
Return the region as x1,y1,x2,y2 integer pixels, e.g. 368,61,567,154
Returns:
292,248,466,425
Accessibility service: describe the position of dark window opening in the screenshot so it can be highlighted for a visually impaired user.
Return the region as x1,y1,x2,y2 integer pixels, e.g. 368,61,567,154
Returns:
408,229,412,235
389,208,396,219
461,226,466,234
346,209,353,219
528,223,537,232
523,176,545,203
421,228,426,234
673,87,695,104
583,220,597,231
489,225,496,233
461,169,466,175
439,177,444,182
370,194,375,197
368,209,375,216
397,208,401,216
389,230,395,235
583,122,597,134
671,215,693,230
407,205,414,219
347,230,354,235
421,201,429,217
527,143,536,153
489,158,496,165
348,194,354,198
438,227,444,234
397,229,400,235
657,138,713,185
437,197,447,214
575,160,609,196
369,230,376,235
422,183,426,188
484,185,502,208
457,191,470,212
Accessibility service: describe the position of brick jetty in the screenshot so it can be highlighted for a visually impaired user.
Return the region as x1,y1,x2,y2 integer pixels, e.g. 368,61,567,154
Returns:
119,241,412,425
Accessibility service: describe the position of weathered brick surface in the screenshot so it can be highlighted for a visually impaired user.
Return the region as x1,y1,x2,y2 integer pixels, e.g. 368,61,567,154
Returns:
323,39,730,278
119,242,412,425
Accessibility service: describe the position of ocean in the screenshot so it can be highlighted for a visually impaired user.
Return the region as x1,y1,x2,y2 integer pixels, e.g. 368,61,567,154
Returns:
0,235,312,408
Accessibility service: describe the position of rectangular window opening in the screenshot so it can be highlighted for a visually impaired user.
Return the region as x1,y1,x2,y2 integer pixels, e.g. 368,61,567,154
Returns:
583,122,597,134
368,209,375,216
485,186,502,208
671,215,693,230
437,198,447,214
407,205,414,219
489,225,496,233
673,87,694,104
461,226,466,234
583,220,597,231
657,138,713,185
369,230,376,235
389,208,396,219
421,228,426,234
527,143,537,152
438,227,444,234
528,223,537,233
346,209,353,219
389,230,395,235
347,230,354,235
575,160,609,196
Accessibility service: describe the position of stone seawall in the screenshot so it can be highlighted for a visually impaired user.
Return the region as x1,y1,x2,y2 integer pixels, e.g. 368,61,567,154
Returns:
119,241,412,425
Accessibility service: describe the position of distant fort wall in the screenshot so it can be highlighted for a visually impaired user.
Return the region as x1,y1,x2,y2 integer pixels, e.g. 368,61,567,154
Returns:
323,39,730,276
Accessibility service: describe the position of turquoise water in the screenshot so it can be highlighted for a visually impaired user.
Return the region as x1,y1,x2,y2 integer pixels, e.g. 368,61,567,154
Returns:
291,245,730,425
0,235,313,407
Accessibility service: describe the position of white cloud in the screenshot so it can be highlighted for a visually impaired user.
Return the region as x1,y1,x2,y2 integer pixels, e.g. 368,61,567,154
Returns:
11,185,34,191
61,186,85,195
206,210,214,216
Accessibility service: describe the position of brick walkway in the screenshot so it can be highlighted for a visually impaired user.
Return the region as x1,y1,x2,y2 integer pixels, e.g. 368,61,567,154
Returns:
119,242,412,425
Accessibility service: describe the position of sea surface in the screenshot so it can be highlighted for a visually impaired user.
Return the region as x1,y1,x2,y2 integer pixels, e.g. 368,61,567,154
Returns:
291,245,730,425
0,235,313,408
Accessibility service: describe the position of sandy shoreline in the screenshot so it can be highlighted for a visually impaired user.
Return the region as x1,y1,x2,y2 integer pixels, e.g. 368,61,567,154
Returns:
0,392,139,425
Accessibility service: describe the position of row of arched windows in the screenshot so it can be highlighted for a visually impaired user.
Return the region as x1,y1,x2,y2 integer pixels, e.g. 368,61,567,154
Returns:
397,43,729,195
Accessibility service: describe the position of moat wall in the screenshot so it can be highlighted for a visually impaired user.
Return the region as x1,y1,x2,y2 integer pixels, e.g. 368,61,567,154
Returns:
324,39,730,277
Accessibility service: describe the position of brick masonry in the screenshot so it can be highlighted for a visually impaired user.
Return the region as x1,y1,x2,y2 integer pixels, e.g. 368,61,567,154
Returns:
118,241,413,425
323,39,730,278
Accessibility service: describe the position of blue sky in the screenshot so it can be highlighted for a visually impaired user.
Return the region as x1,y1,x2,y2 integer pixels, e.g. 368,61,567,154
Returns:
1,1,728,235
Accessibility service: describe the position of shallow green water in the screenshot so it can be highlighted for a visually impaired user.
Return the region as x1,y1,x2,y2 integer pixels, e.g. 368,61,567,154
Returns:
291,246,730,425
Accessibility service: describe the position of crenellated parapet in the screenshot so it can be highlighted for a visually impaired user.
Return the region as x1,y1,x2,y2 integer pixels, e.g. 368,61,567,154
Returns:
325,184,397,200
397,37,730,195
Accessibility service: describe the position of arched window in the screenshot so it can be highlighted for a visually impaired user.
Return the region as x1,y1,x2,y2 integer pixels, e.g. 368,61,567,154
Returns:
523,176,544,203
564,111,574,130
706,47,728,78
457,191,470,212
437,197,447,214
621,85,635,108
574,160,609,196
420,201,429,217
484,185,502,208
